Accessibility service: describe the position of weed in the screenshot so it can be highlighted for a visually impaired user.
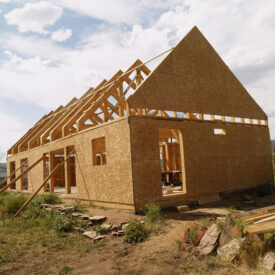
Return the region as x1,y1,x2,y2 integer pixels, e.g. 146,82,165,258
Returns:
239,235,265,268
186,228,201,244
89,202,96,208
0,193,27,215
73,203,85,213
232,218,247,235
53,215,74,233
145,203,163,223
124,219,148,243
58,265,73,275
92,224,108,235
32,193,61,206
198,217,214,227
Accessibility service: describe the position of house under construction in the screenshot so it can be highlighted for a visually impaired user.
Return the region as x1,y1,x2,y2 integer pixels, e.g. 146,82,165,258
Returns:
5,27,274,211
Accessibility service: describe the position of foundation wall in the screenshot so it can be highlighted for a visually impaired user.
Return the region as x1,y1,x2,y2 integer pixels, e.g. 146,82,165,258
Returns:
129,116,273,210
7,118,135,210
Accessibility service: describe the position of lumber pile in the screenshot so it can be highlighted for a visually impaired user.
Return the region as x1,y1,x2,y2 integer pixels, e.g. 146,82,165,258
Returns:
238,205,275,235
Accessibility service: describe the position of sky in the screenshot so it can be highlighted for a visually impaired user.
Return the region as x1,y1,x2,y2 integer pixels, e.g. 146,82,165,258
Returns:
0,0,275,162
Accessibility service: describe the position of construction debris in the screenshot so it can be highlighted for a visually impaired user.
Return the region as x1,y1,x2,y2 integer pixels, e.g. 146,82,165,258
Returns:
243,221,275,235
197,224,220,255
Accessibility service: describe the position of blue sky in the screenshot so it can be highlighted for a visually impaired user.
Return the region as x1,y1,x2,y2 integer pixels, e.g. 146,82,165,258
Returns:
0,0,275,162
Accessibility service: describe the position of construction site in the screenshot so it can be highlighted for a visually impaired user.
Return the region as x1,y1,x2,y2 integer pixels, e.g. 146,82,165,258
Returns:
0,27,274,275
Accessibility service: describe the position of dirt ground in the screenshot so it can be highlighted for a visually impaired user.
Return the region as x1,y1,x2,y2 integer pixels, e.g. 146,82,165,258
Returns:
1,191,275,275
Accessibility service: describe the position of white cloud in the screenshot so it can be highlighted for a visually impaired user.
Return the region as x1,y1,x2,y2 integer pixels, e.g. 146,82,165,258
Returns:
0,0,10,3
51,27,72,42
5,1,63,34
0,9,2,13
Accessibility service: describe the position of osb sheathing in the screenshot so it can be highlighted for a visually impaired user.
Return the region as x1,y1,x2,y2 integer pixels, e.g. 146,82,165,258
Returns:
129,117,273,210
127,26,267,120
7,118,135,210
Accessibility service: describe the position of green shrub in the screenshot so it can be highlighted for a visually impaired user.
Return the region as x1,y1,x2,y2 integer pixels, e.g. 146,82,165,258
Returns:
31,193,61,207
145,203,162,223
53,215,74,233
124,219,148,243
3,193,27,215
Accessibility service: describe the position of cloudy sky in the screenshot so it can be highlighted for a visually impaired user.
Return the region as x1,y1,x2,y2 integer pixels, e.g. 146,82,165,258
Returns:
0,0,275,161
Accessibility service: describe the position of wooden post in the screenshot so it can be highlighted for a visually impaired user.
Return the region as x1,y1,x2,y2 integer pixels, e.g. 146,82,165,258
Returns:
64,147,72,194
49,152,55,192
9,149,75,223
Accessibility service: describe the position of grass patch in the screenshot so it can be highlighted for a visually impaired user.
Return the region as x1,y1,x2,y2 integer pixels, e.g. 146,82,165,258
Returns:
73,203,85,213
0,192,27,215
145,203,163,223
58,265,73,275
124,219,148,243
239,235,265,268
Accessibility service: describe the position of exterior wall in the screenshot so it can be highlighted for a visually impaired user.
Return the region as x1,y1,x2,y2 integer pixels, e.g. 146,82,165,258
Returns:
129,116,273,210
7,118,135,210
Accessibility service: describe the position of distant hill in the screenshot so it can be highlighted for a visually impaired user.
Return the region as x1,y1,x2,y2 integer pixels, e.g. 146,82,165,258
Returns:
0,163,6,180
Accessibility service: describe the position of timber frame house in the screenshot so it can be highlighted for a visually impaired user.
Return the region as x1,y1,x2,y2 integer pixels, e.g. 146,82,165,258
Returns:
5,27,274,211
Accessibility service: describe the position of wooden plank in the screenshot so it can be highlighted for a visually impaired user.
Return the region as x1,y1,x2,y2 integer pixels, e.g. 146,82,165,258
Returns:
254,215,275,224
9,149,75,223
243,212,275,223
244,221,275,235
0,156,43,194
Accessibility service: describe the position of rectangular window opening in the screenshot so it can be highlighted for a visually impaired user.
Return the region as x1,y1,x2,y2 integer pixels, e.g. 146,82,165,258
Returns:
92,137,107,166
10,161,16,189
214,128,226,135
158,128,186,196
20,158,28,191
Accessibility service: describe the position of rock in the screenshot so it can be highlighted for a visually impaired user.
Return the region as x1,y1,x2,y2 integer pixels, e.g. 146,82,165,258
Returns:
219,214,241,247
73,227,85,233
261,252,275,270
63,206,74,213
83,231,97,239
197,224,220,255
217,238,245,262
101,223,112,231
89,216,106,223
40,203,53,209
122,223,129,231
72,212,82,218
93,235,107,241
111,230,124,237
111,224,121,231
80,214,90,220
177,205,190,212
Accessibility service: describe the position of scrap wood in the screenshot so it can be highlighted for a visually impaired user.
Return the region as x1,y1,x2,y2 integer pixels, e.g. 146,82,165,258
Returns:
254,215,275,224
237,205,275,220
243,212,275,223
243,221,275,235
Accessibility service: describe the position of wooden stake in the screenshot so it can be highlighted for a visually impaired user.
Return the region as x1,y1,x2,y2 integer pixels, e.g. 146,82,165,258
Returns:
9,149,75,223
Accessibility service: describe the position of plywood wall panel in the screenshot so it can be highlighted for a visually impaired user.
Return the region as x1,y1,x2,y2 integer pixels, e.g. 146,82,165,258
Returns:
129,117,273,210
7,118,135,209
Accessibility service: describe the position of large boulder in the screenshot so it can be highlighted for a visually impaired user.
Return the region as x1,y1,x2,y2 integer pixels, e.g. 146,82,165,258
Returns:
261,252,275,270
219,214,240,246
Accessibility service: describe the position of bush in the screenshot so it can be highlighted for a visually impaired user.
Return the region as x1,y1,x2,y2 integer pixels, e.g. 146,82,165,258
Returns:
1,193,27,215
92,224,108,235
145,203,163,223
31,193,61,207
124,219,148,243
58,265,73,275
53,215,74,233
